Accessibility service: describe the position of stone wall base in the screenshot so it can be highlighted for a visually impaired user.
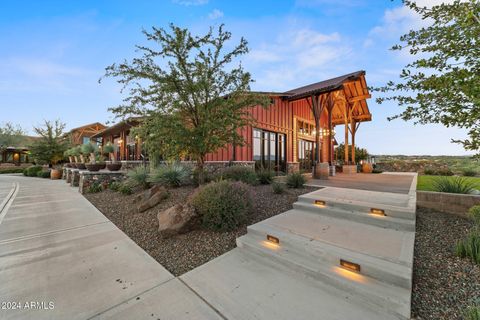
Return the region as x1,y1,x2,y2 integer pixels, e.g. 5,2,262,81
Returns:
417,191,480,216
342,165,358,174
79,171,127,194
313,162,329,180
287,162,299,173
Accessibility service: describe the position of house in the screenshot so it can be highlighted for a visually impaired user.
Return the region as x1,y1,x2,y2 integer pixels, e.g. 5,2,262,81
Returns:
92,71,371,174
66,122,107,146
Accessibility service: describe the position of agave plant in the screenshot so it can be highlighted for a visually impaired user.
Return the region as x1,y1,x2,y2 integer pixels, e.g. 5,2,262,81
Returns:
71,146,82,163
63,148,74,163
432,176,479,194
81,143,99,164
103,143,116,163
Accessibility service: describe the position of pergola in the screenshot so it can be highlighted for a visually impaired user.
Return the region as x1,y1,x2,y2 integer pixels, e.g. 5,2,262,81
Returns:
284,70,372,171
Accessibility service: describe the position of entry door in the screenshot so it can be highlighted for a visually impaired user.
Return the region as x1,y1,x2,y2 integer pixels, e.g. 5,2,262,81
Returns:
253,129,286,173
298,139,315,171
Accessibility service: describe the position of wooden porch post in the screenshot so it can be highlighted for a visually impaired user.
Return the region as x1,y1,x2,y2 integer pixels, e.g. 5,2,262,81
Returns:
344,103,349,165
351,118,356,164
327,98,333,165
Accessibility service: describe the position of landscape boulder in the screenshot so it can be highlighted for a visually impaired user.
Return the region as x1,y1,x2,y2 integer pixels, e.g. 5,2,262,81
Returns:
136,185,169,213
157,204,198,238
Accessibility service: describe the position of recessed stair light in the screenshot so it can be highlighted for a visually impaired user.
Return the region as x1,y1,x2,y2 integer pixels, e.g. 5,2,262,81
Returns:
266,234,279,244
340,259,361,273
314,200,326,207
370,208,386,216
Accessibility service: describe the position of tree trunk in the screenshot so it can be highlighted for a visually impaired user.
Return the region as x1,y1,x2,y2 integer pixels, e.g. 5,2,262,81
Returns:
90,152,96,164
110,153,116,163
196,156,206,185
80,154,85,163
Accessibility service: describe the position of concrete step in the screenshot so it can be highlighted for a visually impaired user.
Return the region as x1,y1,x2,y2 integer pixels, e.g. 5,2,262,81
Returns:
239,220,412,288
181,249,403,320
236,236,410,320
298,187,416,221
252,209,415,267
292,202,416,232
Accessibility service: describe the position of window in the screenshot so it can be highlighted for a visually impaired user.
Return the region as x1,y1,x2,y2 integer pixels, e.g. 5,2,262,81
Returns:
298,139,315,171
253,128,286,172
82,137,90,144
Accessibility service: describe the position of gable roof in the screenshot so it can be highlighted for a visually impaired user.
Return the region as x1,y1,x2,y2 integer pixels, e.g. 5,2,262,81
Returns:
283,71,365,101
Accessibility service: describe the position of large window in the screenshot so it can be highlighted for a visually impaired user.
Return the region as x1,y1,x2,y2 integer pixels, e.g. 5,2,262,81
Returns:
298,139,314,171
253,128,286,172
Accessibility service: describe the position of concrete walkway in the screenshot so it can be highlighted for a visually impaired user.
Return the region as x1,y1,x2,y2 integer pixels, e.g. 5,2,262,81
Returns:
1,173,417,319
0,175,221,320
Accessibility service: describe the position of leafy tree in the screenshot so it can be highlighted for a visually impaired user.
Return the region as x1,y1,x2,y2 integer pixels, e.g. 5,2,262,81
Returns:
0,122,27,147
102,24,269,183
335,143,369,164
375,0,480,153
30,120,68,167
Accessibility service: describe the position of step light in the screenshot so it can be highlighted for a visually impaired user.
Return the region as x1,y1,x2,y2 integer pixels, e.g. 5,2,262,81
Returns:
314,200,326,207
370,208,386,216
340,259,361,273
266,234,279,245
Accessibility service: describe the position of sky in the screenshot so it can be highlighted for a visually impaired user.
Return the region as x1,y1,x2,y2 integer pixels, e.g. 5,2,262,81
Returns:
0,0,472,155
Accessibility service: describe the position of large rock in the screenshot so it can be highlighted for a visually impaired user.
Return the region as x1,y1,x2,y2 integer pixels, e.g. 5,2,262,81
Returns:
136,185,169,213
157,204,198,238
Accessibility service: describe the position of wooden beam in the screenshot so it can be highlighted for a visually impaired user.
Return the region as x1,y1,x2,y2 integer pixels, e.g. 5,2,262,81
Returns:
347,94,371,103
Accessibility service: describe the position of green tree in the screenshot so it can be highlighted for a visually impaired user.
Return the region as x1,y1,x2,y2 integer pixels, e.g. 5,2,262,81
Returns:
102,24,269,183
375,0,480,153
30,120,68,167
0,122,27,147
335,143,369,164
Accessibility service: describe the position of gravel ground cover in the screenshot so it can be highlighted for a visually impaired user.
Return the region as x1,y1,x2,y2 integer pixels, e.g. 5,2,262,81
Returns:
84,184,316,276
412,207,480,320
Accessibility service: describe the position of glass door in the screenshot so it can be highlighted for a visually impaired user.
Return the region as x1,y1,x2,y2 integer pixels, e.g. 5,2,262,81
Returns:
253,128,286,173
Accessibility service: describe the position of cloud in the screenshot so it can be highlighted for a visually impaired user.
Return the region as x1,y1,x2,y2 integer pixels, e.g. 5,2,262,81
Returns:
295,0,365,7
172,0,208,6
244,27,351,90
208,9,224,20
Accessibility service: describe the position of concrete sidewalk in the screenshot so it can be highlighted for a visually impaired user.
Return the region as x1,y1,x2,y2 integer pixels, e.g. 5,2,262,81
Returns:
0,175,221,320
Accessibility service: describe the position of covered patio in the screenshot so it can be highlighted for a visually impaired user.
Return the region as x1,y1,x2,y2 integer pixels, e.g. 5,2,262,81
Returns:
284,71,372,178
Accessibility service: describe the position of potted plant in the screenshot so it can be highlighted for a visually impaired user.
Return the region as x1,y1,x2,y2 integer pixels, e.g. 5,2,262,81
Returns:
70,146,81,168
104,143,122,171
63,148,73,168
82,143,103,172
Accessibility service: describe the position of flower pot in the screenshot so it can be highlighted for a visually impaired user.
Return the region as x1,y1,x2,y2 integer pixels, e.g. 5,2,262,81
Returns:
107,163,122,171
98,163,106,170
65,163,72,168
71,163,77,168
76,163,87,170
86,163,103,172
50,169,63,180
362,163,373,173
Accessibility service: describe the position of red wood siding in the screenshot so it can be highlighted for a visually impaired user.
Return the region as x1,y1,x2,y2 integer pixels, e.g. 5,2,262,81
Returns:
205,96,324,163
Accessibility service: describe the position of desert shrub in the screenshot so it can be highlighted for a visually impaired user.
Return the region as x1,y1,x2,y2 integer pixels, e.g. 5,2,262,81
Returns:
118,183,133,195
221,166,258,185
36,170,51,178
126,166,150,189
423,167,436,175
463,169,478,177
432,176,478,194
436,168,454,176
108,181,122,191
192,168,213,185
257,169,274,185
468,205,480,226
191,180,252,231
286,172,306,188
0,168,25,174
465,306,480,320
455,231,480,264
87,182,103,193
24,166,43,177
272,182,285,194
149,163,191,187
